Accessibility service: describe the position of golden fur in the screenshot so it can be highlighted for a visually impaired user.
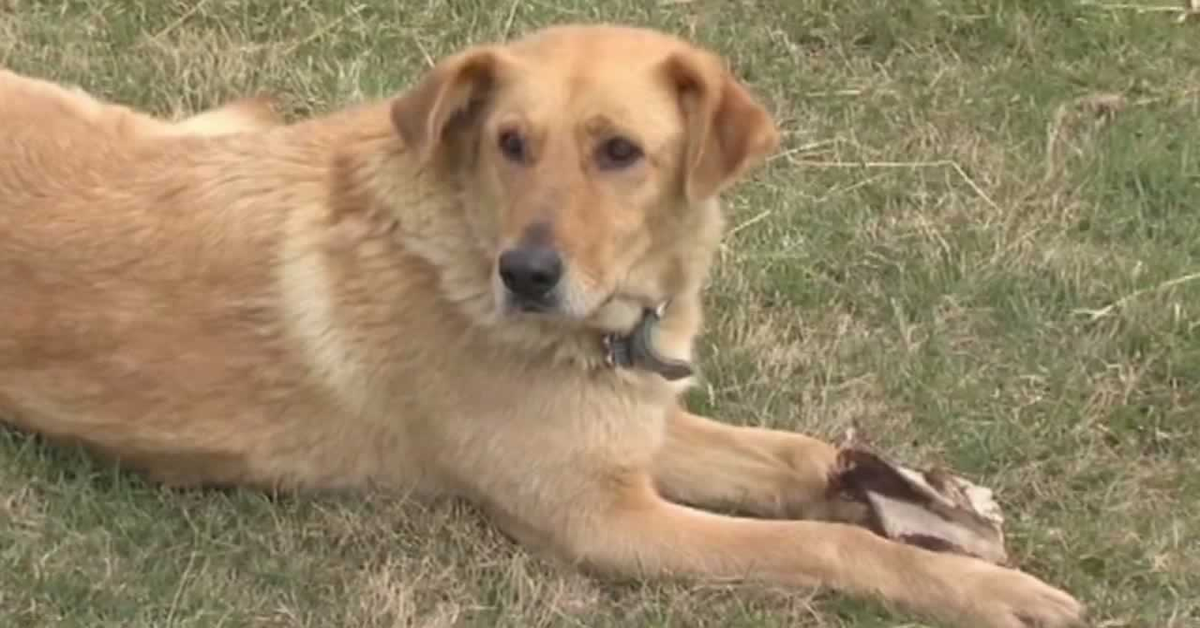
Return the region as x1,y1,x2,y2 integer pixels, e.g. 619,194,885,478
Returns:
0,26,1083,627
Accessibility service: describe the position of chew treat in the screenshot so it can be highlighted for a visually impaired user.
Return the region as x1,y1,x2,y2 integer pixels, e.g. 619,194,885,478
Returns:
829,446,1009,566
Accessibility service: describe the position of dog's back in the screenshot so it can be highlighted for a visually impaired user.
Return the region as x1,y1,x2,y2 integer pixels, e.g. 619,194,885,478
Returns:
1,68,281,138
0,69,320,487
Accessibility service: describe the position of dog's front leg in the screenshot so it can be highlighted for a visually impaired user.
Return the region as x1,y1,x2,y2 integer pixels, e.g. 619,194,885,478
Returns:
655,407,1016,565
554,473,1083,628
652,408,866,522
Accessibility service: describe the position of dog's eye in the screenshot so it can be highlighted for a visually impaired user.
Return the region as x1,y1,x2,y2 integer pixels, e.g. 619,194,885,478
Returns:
498,129,527,163
597,136,643,170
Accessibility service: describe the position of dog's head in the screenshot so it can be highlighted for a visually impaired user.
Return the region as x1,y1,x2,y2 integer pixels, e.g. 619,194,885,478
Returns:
391,25,778,334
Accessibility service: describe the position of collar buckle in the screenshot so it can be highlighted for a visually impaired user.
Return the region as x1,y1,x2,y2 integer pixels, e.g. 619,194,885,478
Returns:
602,301,693,381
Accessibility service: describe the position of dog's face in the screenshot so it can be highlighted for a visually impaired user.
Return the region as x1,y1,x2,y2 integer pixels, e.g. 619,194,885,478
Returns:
392,25,778,333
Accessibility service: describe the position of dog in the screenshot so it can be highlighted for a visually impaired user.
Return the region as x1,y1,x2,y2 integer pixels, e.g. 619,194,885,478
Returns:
0,25,1083,627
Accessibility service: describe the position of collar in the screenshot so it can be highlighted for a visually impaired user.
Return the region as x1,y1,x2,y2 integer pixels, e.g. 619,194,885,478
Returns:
601,301,694,381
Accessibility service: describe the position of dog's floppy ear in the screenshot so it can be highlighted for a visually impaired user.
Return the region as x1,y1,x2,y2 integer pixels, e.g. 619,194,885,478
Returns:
662,50,780,202
391,46,512,163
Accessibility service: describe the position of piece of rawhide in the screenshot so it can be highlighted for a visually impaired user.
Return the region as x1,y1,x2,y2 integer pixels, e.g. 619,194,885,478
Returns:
828,447,1009,566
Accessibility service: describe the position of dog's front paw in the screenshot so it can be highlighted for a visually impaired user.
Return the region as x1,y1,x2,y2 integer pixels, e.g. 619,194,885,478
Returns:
950,562,1084,628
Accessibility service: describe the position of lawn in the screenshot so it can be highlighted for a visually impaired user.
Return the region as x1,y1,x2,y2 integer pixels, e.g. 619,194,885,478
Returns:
1,1,1198,626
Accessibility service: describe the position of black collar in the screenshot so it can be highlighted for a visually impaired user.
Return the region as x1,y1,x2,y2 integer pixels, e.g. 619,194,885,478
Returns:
601,302,694,381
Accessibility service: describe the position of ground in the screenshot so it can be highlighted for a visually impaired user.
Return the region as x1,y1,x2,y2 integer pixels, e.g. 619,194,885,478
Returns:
1,1,1198,626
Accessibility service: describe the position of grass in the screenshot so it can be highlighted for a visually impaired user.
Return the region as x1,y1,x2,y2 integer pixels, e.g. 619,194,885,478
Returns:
2,0,1198,626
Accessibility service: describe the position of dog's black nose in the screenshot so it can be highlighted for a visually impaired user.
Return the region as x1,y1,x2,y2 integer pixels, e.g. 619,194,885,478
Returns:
498,246,563,302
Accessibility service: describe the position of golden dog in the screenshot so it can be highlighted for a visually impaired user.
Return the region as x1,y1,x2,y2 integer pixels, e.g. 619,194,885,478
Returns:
0,25,1083,627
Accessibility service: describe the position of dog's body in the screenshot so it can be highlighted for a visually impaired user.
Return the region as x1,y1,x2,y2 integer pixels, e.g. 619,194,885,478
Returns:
0,26,1083,627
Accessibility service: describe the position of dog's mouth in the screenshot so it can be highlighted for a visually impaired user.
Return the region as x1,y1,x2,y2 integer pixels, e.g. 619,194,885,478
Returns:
507,295,557,315
493,282,692,380
534,298,695,381
500,289,623,326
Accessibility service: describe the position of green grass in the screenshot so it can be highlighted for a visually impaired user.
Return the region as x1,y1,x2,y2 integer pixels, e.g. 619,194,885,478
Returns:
2,0,1198,626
